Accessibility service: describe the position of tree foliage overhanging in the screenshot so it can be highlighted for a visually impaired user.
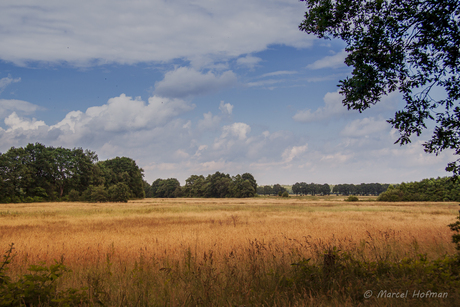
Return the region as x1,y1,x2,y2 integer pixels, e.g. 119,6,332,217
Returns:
0,143,144,203
299,0,460,177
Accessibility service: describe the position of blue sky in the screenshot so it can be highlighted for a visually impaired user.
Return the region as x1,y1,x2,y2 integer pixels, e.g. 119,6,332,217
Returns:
0,0,454,185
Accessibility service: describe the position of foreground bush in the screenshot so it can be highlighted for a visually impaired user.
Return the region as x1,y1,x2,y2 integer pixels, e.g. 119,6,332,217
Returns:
0,244,92,306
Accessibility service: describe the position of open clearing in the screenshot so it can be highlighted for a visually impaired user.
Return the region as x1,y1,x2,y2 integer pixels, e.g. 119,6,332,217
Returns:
1,196,457,267
1,197,459,306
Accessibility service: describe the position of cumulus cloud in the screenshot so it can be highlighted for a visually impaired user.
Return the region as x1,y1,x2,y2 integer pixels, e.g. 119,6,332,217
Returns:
0,75,21,93
213,122,251,150
4,112,47,131
293,90,348,122
154,67,237,98
0,0,313,66
0,93,195,153
307,50,348,70
53,94,194,134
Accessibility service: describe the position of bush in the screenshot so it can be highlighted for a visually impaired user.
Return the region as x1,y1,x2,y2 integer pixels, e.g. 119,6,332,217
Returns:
281,191,289,198
345,195,359,202
0,243,91,306
68,189,80,202
91,185,108,202
108,183,130,202
24,196,34,203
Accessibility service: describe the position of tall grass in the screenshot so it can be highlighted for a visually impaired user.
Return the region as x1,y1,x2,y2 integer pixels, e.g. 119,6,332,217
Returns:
1,198,459,306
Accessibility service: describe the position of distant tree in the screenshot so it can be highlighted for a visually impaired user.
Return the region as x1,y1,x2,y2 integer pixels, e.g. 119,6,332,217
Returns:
321,183,331,195
231,175,255,198
292,182,301,195
256,186,265,195
183,175,206,197
150,178,181,198
263,185,273,196
273,184,284,195
98,157,144,198
242,173,257,193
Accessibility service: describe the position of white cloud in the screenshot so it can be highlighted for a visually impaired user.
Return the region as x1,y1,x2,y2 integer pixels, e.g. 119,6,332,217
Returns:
154,67,237,98
0,99,42,118
4,112,47,131
53,94,194,134
197,112,221,131
0,0,313,66
259,70,297,78
246,79,282,88
307,50,348,70
221,122,251,141
341,117,390,137
293,90,348,122
236,55,262,69
0,75,21,93
213,122,251,150
219,101,233,116
282,144,308,163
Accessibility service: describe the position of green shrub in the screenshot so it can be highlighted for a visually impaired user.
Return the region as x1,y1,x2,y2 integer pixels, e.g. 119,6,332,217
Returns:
91,185,108,202
281,191,289,198
24,196,34,203
345,195,359,202
68,189,80,202
108,182,130,202
32,187,48,199
0,244,91,306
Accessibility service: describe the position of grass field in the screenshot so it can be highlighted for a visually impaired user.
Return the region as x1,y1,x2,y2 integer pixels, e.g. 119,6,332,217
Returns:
1,196,459,306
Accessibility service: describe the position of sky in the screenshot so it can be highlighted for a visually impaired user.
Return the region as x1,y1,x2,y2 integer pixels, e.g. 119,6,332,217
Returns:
0,0,455,185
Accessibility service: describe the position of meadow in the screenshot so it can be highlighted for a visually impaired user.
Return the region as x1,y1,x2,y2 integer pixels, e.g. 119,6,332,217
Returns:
1,196,459,306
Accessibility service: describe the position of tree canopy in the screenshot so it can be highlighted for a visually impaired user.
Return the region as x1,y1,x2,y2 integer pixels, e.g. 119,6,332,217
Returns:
0,143,144,203
299,0,460,177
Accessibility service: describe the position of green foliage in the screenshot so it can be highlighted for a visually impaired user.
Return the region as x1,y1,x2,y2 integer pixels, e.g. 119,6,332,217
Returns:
449,213,460,252
378,176,460,201
0,144,145,203
291,247,460,303
108,182,131,202
149,172,258,198
281,191,289,198
0,244,91,306
97,157,145,199
91,185,108,203
345,195,359,202
68,189,80,202
300,0,460,178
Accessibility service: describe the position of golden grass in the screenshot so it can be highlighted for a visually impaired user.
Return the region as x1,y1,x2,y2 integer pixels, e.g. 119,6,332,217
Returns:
1,197,457,271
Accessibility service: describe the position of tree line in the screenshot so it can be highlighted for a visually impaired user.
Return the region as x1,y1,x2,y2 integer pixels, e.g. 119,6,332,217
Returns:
144,172,258,198
288,182,389,196
256,184,289,196
378,177,460,202
0,143,144,203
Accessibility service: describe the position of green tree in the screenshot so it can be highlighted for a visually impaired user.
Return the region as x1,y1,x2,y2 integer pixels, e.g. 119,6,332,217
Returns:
183,175,207,197
263,185,273,196
108,182,130,202
98,157,144,198
300,0,460,177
